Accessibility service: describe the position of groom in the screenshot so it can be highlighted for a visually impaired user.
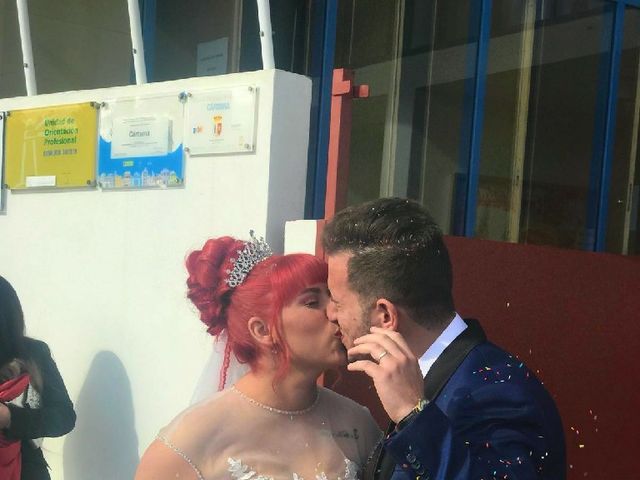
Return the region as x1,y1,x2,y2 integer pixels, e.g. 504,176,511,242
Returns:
323,197,565,480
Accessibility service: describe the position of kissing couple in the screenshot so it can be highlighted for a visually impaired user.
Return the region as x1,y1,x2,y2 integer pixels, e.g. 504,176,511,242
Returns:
136,197,565,480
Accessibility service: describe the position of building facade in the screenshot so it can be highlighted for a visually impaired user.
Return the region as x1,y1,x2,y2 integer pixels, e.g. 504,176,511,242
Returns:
3,0,639,255
2,0,639,255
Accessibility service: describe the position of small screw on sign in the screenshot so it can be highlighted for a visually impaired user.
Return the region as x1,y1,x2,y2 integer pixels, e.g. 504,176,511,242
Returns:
244,144,251,150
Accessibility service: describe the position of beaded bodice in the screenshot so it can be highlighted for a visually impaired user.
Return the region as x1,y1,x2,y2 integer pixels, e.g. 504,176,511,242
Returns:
157,386,381,479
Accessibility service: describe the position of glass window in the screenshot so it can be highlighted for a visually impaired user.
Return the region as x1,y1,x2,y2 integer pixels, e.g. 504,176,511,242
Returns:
29,0,133,94
606,6,640,255
1,0,310,97
0,2,26,98
476,0,535,242
410,1,478,235
518,0,610,250
331,0,639,254
256,0,310,74
151,0,310,82
476,0,612,250
336,0,480,235
334,0,403,207
152,0,241,81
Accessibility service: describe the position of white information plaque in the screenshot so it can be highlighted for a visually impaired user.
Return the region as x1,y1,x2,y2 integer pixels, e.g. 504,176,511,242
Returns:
185,86,258,156
111,116,171,158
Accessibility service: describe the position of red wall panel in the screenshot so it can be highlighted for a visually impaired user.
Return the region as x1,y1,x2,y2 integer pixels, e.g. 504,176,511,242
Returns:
329,236,640,479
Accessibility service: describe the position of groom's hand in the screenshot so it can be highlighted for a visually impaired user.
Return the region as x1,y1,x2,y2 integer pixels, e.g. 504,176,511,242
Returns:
347,326,425,423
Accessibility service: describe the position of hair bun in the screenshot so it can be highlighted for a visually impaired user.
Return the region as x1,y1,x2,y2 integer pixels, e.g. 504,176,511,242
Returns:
186,237,246,335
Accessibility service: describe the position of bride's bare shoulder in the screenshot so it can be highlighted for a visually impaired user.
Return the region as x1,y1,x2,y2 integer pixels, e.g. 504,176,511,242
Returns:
137,389,233,480
160,390,232,451
136,439,203,480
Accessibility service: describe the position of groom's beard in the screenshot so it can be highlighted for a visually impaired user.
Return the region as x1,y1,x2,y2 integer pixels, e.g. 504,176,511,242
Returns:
345,311,372,362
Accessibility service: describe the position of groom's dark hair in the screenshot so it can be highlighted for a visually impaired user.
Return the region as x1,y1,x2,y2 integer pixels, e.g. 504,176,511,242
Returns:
323,197,454,327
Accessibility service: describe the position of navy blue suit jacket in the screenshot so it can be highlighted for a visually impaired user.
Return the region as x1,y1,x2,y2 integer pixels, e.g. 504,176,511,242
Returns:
368,319,565,480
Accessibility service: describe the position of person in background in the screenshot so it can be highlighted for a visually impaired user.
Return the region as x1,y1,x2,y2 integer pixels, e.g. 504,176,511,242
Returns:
0,275,77,480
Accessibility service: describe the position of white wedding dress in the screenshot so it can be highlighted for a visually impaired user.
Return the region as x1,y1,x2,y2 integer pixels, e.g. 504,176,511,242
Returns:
158,385,382,480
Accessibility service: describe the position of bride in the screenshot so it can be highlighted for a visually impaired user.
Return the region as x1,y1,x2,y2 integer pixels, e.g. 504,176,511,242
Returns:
136,233,381,480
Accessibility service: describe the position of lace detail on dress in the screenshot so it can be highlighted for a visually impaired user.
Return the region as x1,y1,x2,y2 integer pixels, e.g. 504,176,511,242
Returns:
364,432,385,467
26,383,41,408
157,435,205,480
343,458,358,480
228,458,273,480
227,458,358,480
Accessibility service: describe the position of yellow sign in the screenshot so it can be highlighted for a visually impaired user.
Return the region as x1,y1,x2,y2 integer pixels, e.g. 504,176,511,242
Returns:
5,102,98,189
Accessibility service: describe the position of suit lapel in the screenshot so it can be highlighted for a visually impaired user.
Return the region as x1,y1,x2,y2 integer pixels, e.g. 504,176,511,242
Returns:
369,319,486,480
364,423,396,480
423,318,486,401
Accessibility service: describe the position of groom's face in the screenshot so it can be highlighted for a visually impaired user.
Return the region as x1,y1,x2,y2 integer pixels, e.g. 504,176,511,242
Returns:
326,252,373,349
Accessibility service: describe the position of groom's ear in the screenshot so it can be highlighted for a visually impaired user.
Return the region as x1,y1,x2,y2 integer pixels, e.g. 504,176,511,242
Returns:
372,298,399,331
247,316,273,347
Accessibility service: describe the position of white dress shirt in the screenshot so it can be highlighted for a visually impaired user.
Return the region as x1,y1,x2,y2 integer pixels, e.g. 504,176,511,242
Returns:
417,313,468,377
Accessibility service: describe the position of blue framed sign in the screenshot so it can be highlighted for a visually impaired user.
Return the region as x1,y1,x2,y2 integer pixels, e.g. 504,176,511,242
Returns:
98,94,184,189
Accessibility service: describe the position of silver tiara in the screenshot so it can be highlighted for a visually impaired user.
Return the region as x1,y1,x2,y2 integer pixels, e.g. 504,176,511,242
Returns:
224,230,273,288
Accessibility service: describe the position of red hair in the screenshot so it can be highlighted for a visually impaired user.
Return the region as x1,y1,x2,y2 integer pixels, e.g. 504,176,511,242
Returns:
186,237,327,387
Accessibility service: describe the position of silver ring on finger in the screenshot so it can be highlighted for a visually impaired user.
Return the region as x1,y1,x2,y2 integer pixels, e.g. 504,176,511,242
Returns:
376,350,389,363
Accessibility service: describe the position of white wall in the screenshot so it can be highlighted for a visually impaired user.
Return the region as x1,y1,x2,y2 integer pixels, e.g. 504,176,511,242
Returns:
0,69,311,479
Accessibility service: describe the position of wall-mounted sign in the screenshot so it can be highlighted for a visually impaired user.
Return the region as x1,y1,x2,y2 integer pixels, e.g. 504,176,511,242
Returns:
98,94,184,189
197,37,228,77
185,86,258,156
111,116,171,158
4,102,98,189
